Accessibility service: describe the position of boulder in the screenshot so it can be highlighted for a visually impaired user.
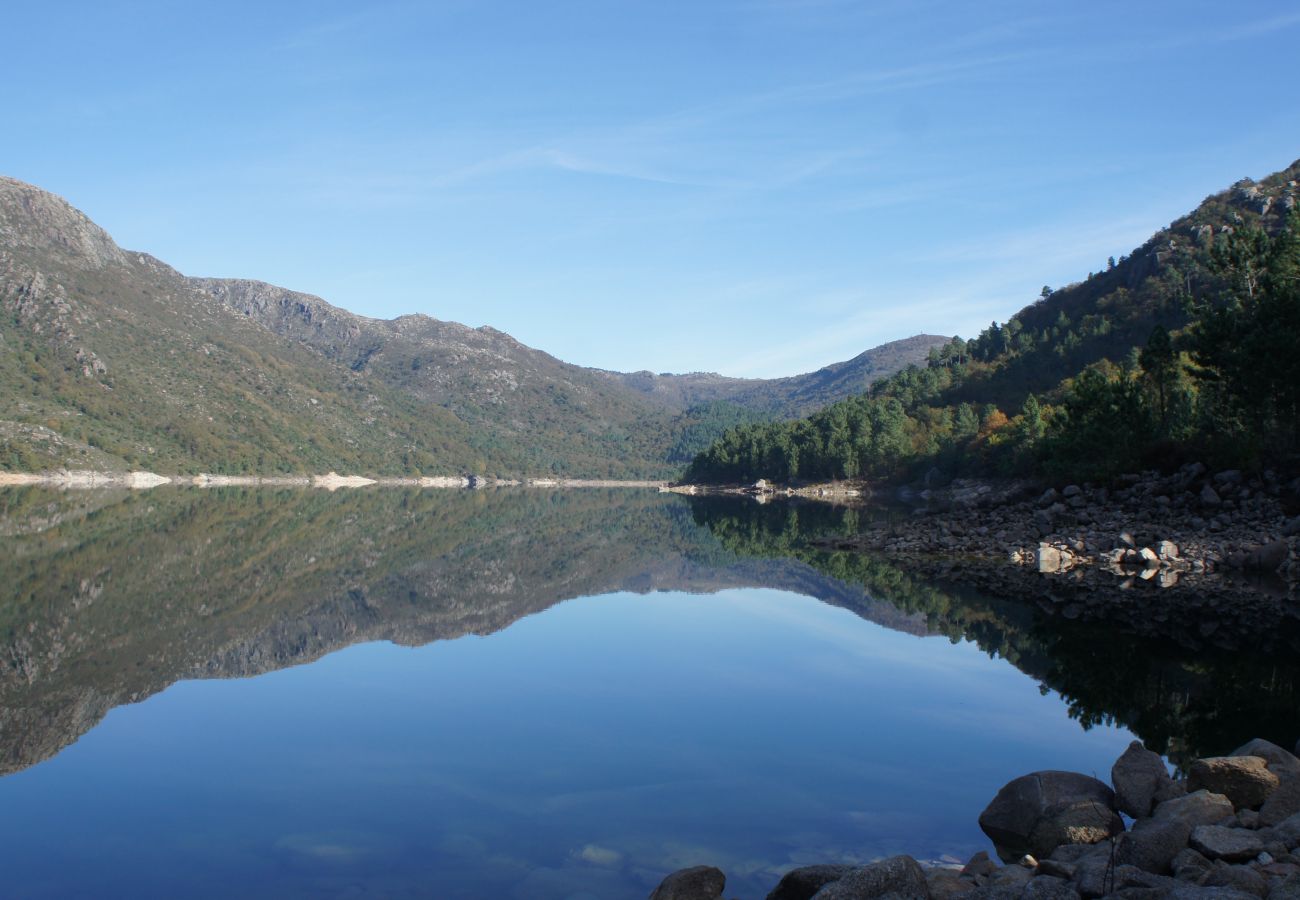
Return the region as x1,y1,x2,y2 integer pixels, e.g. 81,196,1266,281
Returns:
923,869,972,900
1188,757,1280,810
1115,817,1193,874
1198,861,1267,897
1022,875,1080,899
979,771,1121,862
1262,776,1300,827
960,851,999,879
1188,825,1264,862
1154,791,1236,828
767,865,856,900
1229,740,1300,777
1275,812,1300,848
1113,741,1179,818
1170,847,1213,881
809,855,928,899
649,866,726,900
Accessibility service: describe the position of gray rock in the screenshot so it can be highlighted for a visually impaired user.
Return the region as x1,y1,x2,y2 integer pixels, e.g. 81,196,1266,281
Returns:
1116,817,1193,874
1022,874,1081,899
1050,845,1101,864
1269,874,1300,900
1189,757,1280,810
1156,791,1238,828
979,771,1120,862
1199,861,1267,897
1275,812,1300,848
649,866,726,900
809,855,928,899
923,869,972,900
1114,741,1179,818
1189,825,1264,862
961,851,999,879
1202,484,1223,506
1261,776,1300,826
1171,847,1213,880
1230,741,1300,777
1037,859,1077,880
767,865,856,900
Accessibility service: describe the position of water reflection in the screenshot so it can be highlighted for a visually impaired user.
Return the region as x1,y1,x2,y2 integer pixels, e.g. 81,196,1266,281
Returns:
0,487,1296,898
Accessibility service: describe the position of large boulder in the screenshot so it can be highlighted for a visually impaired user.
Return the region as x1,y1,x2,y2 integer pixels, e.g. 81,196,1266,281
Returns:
1230,739,1300,777
1112,741,1181,818
1188,825,1263,862
1115,817,1193,874
1153,790,1237,828
766,865,855,900
809,855,929,899
979,771,1122,862
1260,774,1300,826
1187,756,1280,810
649,866,726,900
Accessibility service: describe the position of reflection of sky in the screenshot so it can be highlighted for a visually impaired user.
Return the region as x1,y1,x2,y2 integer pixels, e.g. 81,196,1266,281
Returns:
0,588,1136,899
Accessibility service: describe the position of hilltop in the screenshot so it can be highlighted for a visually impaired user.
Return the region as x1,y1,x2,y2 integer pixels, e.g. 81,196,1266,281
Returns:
0,175,942,477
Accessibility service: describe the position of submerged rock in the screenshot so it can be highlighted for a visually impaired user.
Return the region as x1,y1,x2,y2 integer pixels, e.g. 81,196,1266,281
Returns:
649,865,726,900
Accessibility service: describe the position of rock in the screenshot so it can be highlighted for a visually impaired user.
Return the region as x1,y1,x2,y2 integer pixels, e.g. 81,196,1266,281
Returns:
1237,809,1261,829
1139,547,1160,566
1162,885,1261,898
1114,742,1180,818
1275,812,1300,847
1074,859,1166,898
767,865,857,900
1037,544,1065,573
1051,845,1101,864
1020,855,1039,869
1023,874,1081,899
1188,758,1280,810
924,869,972,900
1155,792,1237,829
1116,817,1193,874
1189,825,1264,862
1063,485,1083,498
1248,540,1290,573
1261,776,1300,827
1171,848,1213,880
961,851,999,879
1230,740,1300,777
1039,488,1060,507
979,771,1121,862
649,866,726,900
1158,540,1181,560
1199,861,1267,897
1202,484,1222,506
1038,859,1077,879
1270,874,1300,900
809,855,928,899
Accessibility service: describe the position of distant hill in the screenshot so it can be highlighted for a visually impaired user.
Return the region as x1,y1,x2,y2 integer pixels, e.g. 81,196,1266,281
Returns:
686,158,1300,484
0,174,940,476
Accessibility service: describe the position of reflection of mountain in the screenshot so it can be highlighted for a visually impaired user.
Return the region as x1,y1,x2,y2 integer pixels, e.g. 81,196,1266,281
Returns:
0,488,923,776
6,488,1297,780
686,496,1300,768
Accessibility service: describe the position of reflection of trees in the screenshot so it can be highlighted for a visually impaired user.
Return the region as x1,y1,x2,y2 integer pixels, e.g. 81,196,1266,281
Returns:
688,496,1300,768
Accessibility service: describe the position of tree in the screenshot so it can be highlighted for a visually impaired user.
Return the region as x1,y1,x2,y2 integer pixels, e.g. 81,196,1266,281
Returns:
1138,325,1179,433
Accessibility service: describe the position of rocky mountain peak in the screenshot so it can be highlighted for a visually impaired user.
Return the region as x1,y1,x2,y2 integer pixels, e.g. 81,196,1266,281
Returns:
0,176,126,270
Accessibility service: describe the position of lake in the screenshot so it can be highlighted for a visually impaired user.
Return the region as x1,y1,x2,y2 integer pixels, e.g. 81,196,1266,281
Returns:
0,487,1295,899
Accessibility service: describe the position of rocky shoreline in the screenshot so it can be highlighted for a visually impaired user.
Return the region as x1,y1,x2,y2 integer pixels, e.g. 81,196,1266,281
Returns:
647,737,1300,900
0,470,667,490
807,464,1300,586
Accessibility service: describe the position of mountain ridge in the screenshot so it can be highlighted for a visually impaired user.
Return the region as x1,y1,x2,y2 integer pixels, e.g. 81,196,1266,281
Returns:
0,174,943,476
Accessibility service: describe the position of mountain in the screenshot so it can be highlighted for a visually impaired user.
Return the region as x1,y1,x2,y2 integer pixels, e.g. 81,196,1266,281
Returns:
0,175,943,476
686,158,1300,484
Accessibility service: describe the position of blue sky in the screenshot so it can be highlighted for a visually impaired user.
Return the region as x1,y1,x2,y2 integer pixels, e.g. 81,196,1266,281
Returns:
5,1,1299,377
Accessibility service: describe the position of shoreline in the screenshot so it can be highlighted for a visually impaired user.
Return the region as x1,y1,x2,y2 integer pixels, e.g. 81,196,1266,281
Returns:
0,470,668,491
648,737,1300,900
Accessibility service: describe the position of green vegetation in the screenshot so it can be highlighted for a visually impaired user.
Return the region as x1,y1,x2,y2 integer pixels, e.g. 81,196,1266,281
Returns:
687,163,1300,485
686,496,1300,766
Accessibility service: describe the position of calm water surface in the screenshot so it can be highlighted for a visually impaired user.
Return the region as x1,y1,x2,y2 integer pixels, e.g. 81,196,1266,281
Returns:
0,488,1293,899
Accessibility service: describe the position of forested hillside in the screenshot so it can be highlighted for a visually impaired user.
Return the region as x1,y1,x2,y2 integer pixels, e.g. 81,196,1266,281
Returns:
686,160,1300,485
0,175,936,476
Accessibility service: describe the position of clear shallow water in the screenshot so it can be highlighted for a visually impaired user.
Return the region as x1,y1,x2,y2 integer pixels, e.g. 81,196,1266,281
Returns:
0,488,1291,898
